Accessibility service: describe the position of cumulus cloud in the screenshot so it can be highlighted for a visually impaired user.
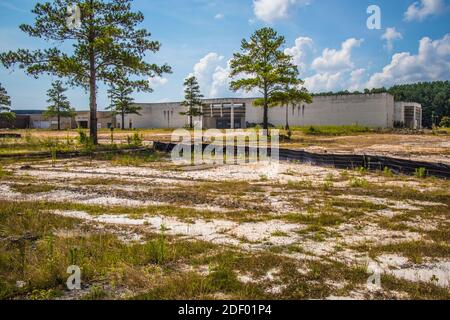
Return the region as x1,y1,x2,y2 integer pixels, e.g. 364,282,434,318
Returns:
367,34,450,88
404,0,446,21
311,38,363,73
304,72,344,92
299,38,367,92
284,36,314,71
191,52,229,97
253,0,311,23
148,76,168,88
382,27,403,52
214,13,224,20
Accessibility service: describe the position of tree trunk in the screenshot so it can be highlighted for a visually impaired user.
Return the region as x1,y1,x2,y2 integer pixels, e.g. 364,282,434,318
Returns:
89,64,98,144
88,1,98,145
57,113,61,131
189,104,193,129
285,105,289,131
263,85,269,134
121,112,125,130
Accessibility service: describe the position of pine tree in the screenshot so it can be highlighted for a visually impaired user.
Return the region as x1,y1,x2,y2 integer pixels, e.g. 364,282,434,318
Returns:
0,0,171,144
180,76,204,129
269,84,312,130
0,82,15,123
44,80,75,130
107,79,140,130
229,27,302,131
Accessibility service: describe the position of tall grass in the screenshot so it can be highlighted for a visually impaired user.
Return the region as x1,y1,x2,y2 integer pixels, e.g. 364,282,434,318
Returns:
290,125,371,136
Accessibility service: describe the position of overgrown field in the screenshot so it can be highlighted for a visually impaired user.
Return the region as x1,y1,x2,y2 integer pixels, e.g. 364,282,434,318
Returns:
0,150,449,300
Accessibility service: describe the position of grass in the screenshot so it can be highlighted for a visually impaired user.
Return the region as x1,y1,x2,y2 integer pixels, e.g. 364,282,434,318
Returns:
10,183,56,194
353,241,450,263
290,125,371,136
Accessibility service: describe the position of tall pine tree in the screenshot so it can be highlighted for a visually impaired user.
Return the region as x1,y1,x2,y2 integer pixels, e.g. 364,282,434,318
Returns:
180,76,204,129
107,79,140,130
229,28,302,131
0,82,15,124
0,0,171,144
45,80,75,130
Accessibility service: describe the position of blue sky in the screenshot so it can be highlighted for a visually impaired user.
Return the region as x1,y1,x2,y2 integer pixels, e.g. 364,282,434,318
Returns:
0,0,449,110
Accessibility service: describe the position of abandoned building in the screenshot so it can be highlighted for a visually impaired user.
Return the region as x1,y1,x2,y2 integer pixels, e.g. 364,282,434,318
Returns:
1,110,116,130
119,93,423,130
1,93,422,130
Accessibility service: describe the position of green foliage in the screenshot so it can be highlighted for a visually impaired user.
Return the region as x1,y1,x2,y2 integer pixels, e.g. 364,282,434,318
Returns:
349,178,369,188
292,125,370,136
415,167,427,179
229,27,303,130
0,82,15,124
439,116,450,128
0,0,171,143
77,129,89,145
383,167,394,177
107,75,140,130
44,80,75,130
127,132,143,147
180,76,204,129
389,82,449,128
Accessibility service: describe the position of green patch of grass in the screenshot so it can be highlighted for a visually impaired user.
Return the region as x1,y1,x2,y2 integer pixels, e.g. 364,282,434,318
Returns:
284,212,344,227
349,177,370,188
291,125,371,136
0,200,220,299
10,184,56,194
353,241,450,263
271,231,289,237
381,274,450,300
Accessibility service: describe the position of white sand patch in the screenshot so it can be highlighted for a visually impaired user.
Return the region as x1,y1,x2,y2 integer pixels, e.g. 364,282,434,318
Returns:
17,160,340,185
337,195,421,211
336,223,422,245
227,221,302,246
49,210,309,248
375,254,450,288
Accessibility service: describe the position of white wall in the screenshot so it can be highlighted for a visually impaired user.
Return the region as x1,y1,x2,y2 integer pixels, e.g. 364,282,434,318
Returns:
264,93,395,128
120,93,405,129
119,103,189,129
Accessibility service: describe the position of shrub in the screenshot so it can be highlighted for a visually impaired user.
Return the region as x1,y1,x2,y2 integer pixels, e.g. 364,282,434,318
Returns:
439,116,450,128
415,167,427,179
128,132,143,147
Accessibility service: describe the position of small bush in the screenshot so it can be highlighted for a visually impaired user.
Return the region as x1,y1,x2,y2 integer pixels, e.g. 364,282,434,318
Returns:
128,132,143,147
415,167,427,179
349,178,369,188
439,116,450,128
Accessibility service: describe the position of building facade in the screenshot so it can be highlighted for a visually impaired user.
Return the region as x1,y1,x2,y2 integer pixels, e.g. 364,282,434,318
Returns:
120,93,422,130
1,111,115,130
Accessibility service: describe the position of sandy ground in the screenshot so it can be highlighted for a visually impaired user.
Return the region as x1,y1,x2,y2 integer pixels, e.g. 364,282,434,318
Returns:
1,157,449,298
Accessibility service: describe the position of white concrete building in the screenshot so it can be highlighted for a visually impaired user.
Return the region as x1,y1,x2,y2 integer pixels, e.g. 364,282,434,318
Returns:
118,93,422,130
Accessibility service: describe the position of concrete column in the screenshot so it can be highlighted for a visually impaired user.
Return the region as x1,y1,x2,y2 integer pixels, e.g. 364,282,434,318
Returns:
231,103,235,129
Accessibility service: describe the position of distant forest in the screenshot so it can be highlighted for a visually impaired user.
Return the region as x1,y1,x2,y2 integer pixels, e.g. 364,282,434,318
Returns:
313,81,450,128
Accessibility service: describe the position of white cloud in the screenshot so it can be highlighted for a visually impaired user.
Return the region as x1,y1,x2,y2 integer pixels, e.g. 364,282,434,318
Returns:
404,0,446,21
148,76,168,88
349,68,366,91
367,34,450,88
382,27,403,52
311,38,363,73
191,52,228,97
304,72,344,92
253,0,310,23
284,36,314,71
190,53,260,98
300,38,366,92
214,13,224,20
